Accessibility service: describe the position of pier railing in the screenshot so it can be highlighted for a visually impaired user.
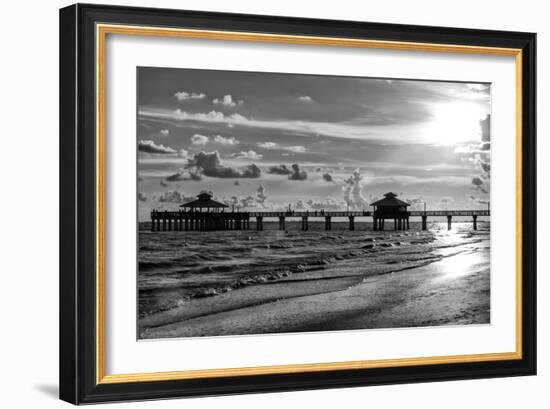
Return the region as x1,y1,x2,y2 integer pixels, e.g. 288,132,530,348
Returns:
149,209,490,232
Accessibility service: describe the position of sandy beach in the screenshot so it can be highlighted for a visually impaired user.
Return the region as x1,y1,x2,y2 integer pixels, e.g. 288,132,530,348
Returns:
139,227,489,339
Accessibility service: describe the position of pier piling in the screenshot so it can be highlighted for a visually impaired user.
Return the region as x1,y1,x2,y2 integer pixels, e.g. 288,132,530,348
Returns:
447,215,452,230
301,216,309,231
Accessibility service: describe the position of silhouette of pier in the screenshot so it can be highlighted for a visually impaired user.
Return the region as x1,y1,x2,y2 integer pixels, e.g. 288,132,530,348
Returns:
150,209,489,232
150,192,489,232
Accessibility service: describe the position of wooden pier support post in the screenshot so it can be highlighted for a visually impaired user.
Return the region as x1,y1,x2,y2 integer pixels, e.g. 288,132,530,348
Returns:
278,216,285,230
349,216,355,231
406,218,410,230
421,215,427,230
162,217,167,231
301,216,309,231
151,214,156,232
397,218,402,230
256,216,263,231
325,216,331,231
447,215,452,230
473,215,478,230
394,218,397,230
373,217,378,231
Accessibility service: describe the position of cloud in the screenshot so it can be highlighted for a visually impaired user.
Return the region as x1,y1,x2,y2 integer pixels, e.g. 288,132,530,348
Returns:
213,94,243,107
186,151,261,178
138,140,176,154
342,169,368,209
469,195,490,205
256,185,268,207
257,142,306,153
472,176,488,194
480,114,490,142
174,91,206,101
158,191,196,203
267,164,292,175
177,148,189,159
165,168,202,182
138,192,147,202
288,164,308,181
213,135,239,145
298,96,313,102
191,134,209,145
258,142,278,149
322,173,334,182
221,188,267,210
232,150,263,160
304,198,344,211
438,196,454,208
160,129,170,136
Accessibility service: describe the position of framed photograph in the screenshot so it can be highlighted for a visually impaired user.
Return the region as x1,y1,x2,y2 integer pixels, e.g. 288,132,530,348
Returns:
59,3,536,404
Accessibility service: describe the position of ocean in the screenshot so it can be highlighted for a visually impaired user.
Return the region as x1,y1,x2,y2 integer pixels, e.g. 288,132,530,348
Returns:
138,220,490,338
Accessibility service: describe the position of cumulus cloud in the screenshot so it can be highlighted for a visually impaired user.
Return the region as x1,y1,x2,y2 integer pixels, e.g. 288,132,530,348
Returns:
158,191,196,203
232,150,263,160
267,164,292,175
342,169,368,209
213,94,243,107
298,96,313,102
138,192,147,202
222,186,268,210
160,129,170,136
191,134,209,145
288,164,308,181
186,151,261,178
302,197,343,211
167,109,247,124
165,168,202,182
138,140,176,154
177,148,189,159
174,91,206,101
213,135,239,145
322,173,333,182
256,142,306,153
256,185,268,207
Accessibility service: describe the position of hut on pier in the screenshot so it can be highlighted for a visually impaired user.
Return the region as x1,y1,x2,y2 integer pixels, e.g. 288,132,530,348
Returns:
370,192,410,231
179,192,228,213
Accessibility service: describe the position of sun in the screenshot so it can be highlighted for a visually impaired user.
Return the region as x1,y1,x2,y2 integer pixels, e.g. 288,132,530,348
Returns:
423,102,487,146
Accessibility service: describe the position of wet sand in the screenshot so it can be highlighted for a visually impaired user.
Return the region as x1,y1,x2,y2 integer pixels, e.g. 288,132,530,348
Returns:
140,246,489,339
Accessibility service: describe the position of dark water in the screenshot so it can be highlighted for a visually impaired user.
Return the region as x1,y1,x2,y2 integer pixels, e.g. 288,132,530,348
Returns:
138,221,490,318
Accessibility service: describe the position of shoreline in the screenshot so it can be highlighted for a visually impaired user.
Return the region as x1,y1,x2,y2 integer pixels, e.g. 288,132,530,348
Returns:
139,243,489,339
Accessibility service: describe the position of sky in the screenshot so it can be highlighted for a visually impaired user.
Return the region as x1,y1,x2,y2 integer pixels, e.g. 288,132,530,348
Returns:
137,67,491,221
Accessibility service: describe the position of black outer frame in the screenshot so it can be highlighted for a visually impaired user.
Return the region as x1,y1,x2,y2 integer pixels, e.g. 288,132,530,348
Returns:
59,3,536,405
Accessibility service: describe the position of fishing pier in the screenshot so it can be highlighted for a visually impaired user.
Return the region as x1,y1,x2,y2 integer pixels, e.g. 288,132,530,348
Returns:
150,192,489,232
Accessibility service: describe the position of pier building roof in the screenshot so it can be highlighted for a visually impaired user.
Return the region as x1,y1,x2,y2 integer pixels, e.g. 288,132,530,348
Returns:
180,192,228,209
370,192,410,208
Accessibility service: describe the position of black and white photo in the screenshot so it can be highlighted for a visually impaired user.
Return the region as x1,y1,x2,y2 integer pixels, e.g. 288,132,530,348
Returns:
136,67,492,339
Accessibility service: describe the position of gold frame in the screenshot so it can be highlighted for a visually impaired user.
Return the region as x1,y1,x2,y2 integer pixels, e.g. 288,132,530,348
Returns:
95,23,523,385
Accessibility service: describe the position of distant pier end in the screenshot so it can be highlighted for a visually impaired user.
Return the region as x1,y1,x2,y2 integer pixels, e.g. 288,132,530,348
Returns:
150,192,489,232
